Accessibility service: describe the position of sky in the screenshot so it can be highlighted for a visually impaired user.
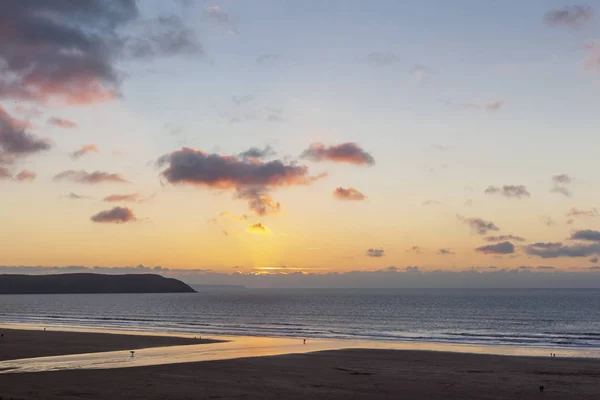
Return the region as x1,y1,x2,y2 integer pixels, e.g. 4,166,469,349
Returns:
2,1,600,286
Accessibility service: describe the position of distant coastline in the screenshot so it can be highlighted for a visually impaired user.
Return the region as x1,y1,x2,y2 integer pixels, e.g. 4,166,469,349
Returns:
0,273,195,294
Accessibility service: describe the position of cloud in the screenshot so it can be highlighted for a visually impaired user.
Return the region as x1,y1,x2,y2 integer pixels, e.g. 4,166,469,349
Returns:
14,169,36,182
552,174,574,184
463,101,505,112
405,266,420,272
567,207,598,218
583,41,600,73
0,167,11,179
71,144,99,159
246,222,270,234
524,242,600,258
475,241,515,255
570,229,600,242
0,105,51,156
366,248,385,257
103,193,141,203
232,95,253,105
484,185,530,199
333,187,366,201
484,235,526,242
53,170,129,184
535,266,555,270
160,148,320,189
457,215,500,235
541,216,555,226
591,257,599,264
362,52,397,66
14,105,42,118
438,248,455,255
409,64,432,82
422,200,441,206
256,54,282,64
239,146,276,160
408,246,424,254
91,206,136,224
0,1,139,105
545,5,594,28
204,5,237,34
47,117,78,129
65,192,88,200
124,15,202,59
212,212,249,224
550,186,572,197
301,142,375,166
234,187,281,216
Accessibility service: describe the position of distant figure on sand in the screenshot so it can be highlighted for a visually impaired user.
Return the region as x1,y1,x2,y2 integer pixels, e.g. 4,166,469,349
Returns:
130,351,135,358
540,385,544,392
303,339,306,345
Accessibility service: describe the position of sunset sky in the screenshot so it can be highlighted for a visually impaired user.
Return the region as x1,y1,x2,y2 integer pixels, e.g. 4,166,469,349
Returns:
2,0,600,278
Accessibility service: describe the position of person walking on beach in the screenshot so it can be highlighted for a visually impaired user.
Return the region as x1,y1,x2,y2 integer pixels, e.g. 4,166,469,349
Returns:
303,339,306,345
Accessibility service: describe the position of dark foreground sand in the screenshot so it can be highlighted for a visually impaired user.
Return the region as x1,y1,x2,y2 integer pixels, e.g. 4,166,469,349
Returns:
1,329,600,399
0,328,218,361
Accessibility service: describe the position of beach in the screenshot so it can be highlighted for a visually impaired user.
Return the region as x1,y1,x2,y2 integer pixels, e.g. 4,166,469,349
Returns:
1,329,600,399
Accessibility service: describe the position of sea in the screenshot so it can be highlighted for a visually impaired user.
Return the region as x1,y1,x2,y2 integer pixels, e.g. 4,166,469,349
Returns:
1,288,599,350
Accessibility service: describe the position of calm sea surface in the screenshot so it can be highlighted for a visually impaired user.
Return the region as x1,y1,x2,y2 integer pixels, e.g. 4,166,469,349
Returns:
1,288,599,349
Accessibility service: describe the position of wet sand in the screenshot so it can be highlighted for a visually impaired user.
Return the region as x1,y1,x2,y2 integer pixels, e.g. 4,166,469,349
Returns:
0,328,219,361
1,329,600,399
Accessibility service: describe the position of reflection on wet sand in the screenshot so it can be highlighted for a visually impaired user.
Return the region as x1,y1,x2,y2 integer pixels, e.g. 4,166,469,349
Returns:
2,334,600,374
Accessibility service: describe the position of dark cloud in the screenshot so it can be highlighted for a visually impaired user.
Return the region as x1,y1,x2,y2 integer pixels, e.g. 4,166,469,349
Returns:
567,208,598,218
301,142,375,166
239,146,276,160
524,242,600,258
484,235,526,243
484,185,530,199
47,117,78,129
366,248,385,257
124,15,202,59
570,229,600,242
71,144,99,159
53,170,129,184
256,54,282,64
0,106,51,156
0,0,138,105
232,95,253,105
91,206,136,224
246,222,270,234
160,148,320,189
438,248,455,255
333,187,366,201
14,169,36,182
591,257,599,264
545,5,594,28
234,187,281,216
204,5,237,34
552,174,574,184
457,215,500,235
103,193,140,203
475,241,515,255
362,52,397,66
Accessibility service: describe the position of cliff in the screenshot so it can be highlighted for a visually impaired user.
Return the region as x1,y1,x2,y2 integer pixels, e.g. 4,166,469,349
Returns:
0,273,196,294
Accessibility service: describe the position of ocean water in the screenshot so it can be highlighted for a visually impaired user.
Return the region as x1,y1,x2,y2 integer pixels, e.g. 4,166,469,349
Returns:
1,288,600,350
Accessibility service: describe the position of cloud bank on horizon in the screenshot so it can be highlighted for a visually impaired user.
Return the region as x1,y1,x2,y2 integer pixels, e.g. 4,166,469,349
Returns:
0,1,600,282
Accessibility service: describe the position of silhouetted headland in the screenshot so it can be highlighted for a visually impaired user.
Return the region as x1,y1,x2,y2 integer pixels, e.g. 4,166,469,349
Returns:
0,273,195,294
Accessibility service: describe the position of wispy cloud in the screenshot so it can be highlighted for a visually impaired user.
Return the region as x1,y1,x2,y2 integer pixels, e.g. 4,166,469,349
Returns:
484,185,530,199
204,5,237,34
47,117,78,129
53,170,129,185
71,144,99,159
484,235,526,243
583,41,600,73
91,207,136,224
409,64,432,82
463,100,505,112
256,54,282,64
545,5,594,29
103,193,141,203
457,215,500,235
333,187,366,201
438,248,455,255
362,52,398,66
301,142,375,165
14,169,36,182
567,207,598,218
366,248,385,257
